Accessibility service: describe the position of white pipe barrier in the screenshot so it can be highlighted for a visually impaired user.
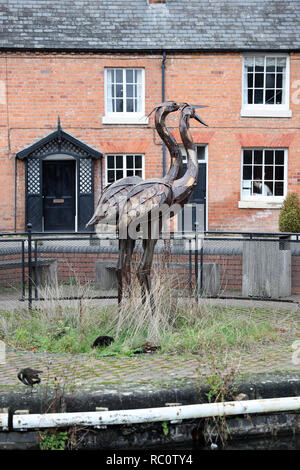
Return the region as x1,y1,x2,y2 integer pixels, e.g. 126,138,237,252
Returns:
0,413,8,429
7,396,300,430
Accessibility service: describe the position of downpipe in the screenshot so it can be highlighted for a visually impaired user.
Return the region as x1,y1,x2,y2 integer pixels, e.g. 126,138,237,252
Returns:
1,396,300,430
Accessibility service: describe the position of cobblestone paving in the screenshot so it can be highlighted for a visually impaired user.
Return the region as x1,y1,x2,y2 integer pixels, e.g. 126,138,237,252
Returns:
1,296,300,393
1,342,300,393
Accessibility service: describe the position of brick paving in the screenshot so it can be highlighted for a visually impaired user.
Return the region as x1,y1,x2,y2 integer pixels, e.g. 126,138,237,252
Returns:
1,296,300,393
1,335,300,393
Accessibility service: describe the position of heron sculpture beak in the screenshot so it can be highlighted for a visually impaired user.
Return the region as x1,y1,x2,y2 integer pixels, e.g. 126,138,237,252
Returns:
193,111,208,127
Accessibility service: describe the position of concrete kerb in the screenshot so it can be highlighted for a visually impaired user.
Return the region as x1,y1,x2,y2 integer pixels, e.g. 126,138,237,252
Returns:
1,371,300,415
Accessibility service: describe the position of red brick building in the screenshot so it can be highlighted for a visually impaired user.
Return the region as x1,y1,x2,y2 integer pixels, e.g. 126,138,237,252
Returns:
0,0,300,233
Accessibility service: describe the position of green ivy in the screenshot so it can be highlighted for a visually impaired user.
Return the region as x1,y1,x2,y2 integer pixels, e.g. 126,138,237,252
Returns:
39,430,68,450
162,421,169,436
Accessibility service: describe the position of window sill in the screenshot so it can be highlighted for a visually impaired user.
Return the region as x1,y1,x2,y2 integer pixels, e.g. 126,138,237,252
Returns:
240,107,292,118
102,115,149,125
238,200,283,209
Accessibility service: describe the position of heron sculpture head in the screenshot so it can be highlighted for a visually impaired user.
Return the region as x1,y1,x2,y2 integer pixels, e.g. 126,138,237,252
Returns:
147,100,183,118
179,103,208,127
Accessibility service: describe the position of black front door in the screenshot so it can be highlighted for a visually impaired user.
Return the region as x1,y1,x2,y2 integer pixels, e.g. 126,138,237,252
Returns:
43,160,75,231
178,146,207,232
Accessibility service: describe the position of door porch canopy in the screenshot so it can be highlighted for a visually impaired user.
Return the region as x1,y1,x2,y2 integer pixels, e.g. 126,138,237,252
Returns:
16,118,102,232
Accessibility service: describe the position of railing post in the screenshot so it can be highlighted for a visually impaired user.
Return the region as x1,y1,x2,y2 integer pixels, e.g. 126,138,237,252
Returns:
34,239,38,300
200,228,204,297
194,222,199,304
27,223,32,310
188,238,192,296
21,240,25,301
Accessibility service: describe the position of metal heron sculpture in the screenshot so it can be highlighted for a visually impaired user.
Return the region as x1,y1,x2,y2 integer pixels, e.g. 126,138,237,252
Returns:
118,103,208,312
86,101,184,302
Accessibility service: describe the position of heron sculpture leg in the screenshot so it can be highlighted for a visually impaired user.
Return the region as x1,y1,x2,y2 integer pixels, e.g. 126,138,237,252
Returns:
116,238,136,305
124,238,136,291
137,237,157,314
116,238,127,305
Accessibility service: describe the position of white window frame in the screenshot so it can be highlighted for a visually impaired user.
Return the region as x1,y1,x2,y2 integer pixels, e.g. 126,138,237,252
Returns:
241,53,292,118
239,148,288,209
103,68,148,124
105,154,145,185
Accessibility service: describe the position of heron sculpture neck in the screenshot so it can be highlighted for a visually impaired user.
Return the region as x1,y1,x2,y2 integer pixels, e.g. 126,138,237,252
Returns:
172,104,206,206
154,103,182,183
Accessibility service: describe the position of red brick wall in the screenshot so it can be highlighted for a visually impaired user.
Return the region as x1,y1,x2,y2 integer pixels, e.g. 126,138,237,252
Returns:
0,51,299,232
2,250,300,295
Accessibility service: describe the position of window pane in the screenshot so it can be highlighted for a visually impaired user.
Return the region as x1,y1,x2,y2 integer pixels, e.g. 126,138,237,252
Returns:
276,74,283,88
255,73,264,88
264,182,273,195
264,166,273,179
275,166,284,180
116,99,123,112
248,89,253,104
116,170,123,180
275,151,284,164
126,85,133,98
253,166,262,179
197,147,206,160
243,166,252,180
255,57,264,71
107,170,115,183
107,155,114,168
243,150,252,164
275,181,284,196
116,70,123,83
254,89,263,103
127,170,134,177
126,99,134,113
116,85,123,98
116,156,123,169
126,155,133,168
266,57,276,72
266,74,275,88
247,74,253,87
253,181,262,194
265,150,274,164
254,150,262,164
135,170,142,178
126,69,133,83
275,90,282,104
135,155,142,168
277,57,286,67
265,89,275,104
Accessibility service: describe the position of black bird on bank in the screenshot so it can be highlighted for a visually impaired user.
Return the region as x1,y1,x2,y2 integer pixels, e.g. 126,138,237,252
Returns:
17,368,43,387
92,336,114,348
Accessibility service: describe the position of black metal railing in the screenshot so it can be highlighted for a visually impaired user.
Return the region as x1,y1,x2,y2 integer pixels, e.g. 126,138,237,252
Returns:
0,224,300,310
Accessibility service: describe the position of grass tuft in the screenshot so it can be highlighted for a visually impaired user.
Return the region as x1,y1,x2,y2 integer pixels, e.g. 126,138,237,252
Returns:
0,267,298,357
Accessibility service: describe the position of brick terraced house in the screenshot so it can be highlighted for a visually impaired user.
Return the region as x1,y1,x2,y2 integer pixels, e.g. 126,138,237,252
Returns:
0,0,300,233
